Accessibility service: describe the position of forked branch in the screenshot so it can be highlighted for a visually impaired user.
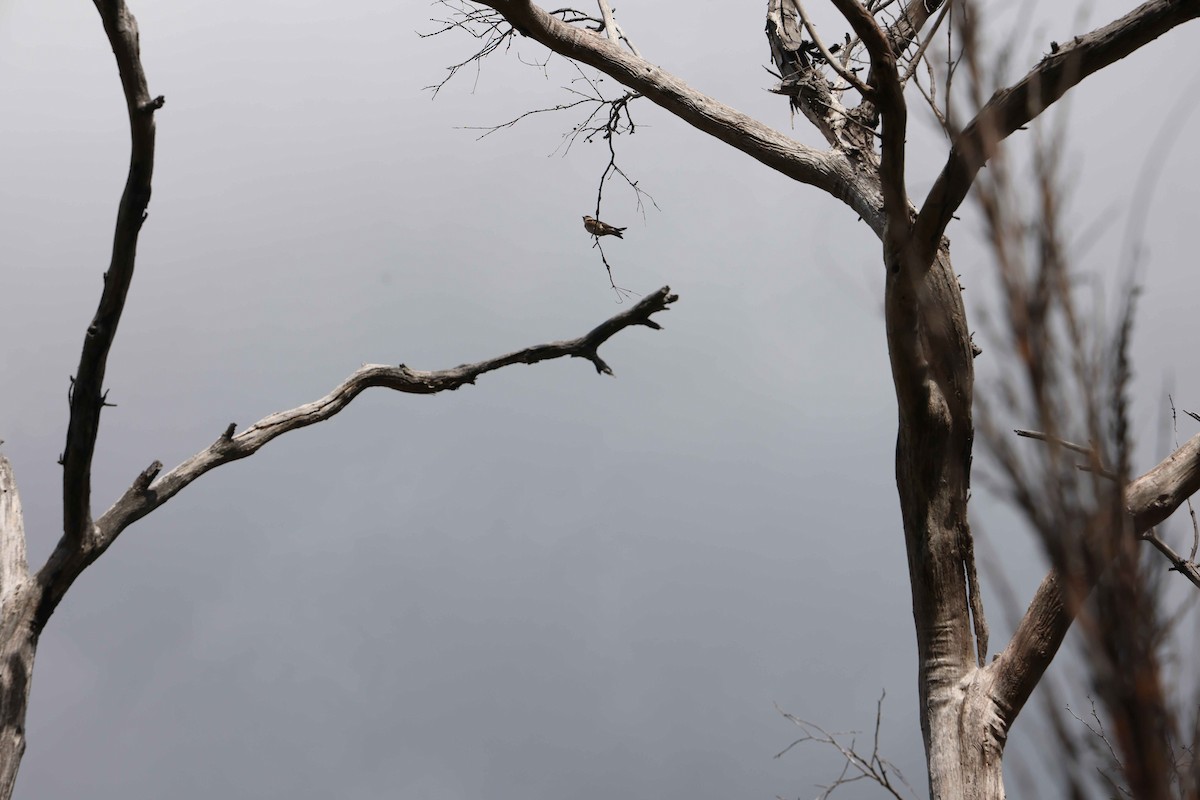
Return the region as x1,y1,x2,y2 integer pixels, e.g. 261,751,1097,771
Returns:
991,432,1200,726
33,287,678,621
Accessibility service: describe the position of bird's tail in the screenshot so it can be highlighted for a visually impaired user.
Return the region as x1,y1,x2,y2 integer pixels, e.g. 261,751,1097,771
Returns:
613,228,626,238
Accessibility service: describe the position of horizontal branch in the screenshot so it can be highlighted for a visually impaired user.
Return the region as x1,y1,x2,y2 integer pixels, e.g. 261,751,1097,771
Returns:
912,0,1200,267
31,288,677,622
1013,428,1093,456
86,285,676,552
991,432,1200,727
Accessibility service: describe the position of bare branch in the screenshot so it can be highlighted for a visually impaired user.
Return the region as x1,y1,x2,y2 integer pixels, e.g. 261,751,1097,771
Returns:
884,0,948,60
899,0,952,85
32,287,678,623
910,55,949,129
774,695,915,800
991,432,1200,726
1014,428,1094,457
586,88,658,290
1140,528,1200,589
1014,428,1120,479
62,0,163,550
422,2,517,96
468,61,655,289
460,95,595,139
594,0,640,57
596,0,618,46
471,1,865,218
913,0,1200,268
827,0,909,261
86,287,678,556
587,236,633,298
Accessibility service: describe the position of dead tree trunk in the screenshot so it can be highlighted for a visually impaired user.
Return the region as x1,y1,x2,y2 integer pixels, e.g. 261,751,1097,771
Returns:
0,459,36,800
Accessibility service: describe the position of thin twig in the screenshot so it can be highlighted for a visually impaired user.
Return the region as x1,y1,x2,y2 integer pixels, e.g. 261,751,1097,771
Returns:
1170,397,1200,561
1013,428,1118,480
774,695,914,800
1014,428,1095,457
899,0,952,84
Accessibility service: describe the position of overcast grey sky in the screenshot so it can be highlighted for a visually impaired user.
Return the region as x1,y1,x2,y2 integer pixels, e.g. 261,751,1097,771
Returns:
2,2,1199,798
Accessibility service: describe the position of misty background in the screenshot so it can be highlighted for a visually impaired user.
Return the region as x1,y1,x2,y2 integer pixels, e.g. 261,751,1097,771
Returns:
2,1,1198,798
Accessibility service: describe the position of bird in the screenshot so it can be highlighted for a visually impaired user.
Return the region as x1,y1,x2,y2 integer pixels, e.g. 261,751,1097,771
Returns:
583,215,627,238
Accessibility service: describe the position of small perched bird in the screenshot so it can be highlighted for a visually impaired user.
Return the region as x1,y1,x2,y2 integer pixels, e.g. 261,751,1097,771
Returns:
583,215,627,238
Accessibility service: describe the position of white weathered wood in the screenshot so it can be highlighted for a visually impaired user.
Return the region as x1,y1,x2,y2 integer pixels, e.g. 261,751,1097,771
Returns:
0,457,37,800
0,458,28,605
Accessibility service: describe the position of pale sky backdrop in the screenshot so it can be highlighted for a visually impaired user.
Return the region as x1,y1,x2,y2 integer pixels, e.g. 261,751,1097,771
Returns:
2,2,1199,798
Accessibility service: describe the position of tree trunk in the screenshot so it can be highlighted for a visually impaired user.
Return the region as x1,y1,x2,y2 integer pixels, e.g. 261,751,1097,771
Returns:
0,458,37,799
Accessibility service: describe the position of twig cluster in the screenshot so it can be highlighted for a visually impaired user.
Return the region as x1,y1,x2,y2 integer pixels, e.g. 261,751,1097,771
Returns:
430,2,657,290
774,694,914,800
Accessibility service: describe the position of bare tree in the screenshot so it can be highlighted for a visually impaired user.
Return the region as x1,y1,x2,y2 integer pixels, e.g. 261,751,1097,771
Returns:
420,0,1200,798
0,2,678,797
3,2,1199,798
